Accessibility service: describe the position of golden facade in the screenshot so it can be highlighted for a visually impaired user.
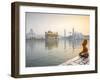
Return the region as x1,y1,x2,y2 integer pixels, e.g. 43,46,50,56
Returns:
45,31,58,39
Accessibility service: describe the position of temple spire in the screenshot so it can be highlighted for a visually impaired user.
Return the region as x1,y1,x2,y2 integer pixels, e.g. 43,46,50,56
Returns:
64,29,66,38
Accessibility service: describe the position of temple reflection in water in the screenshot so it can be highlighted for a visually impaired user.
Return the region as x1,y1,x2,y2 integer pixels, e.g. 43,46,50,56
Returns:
45,31,59,50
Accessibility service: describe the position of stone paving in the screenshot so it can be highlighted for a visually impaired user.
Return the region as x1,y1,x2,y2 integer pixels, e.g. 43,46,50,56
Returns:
59,56,89,66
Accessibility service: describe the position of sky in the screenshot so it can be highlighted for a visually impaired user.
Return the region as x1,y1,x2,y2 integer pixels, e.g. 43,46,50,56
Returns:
25,12,90,36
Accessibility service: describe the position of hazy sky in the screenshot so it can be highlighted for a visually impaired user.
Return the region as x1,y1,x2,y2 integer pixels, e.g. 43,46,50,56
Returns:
25,12,90,36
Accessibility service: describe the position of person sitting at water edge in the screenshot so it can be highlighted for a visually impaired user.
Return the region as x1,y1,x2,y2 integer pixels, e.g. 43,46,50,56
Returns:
79,39,89,58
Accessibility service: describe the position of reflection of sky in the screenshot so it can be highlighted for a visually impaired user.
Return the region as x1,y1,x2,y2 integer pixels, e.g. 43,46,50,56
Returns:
25,12,90,36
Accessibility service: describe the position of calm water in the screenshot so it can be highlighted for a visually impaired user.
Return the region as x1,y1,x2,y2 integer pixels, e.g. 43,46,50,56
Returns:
26,39,89,67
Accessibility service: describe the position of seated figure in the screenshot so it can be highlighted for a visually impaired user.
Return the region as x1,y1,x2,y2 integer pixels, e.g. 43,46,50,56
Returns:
79,39,89,58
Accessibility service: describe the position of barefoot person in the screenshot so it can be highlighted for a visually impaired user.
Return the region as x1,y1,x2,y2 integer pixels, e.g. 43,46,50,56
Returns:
79,39,89,58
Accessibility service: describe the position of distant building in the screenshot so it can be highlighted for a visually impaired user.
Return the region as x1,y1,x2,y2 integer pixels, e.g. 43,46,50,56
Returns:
26,29,33,39
64,29,66,38
45,31,58,39
72,32,84,40
84,35,89,40
26,29,34,39
68,28,84,40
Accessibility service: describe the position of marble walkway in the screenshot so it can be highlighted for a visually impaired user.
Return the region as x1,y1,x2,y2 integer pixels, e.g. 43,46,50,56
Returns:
59,56,89,66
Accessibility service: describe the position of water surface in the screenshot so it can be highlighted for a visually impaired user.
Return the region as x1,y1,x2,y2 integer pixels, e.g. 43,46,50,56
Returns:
26,39,89,67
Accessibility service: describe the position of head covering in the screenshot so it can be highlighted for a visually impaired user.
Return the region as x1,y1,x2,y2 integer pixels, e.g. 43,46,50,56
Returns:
82,39,87,46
